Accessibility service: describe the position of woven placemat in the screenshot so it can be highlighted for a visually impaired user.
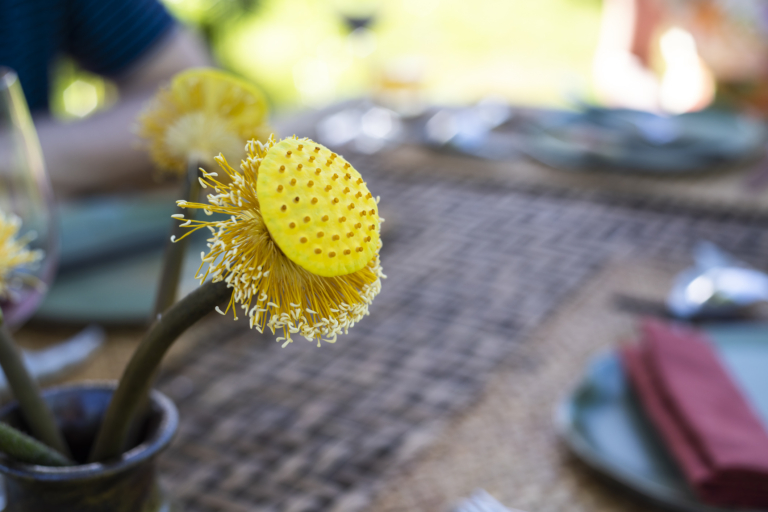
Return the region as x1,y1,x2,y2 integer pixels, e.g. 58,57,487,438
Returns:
367,259,683,512
152,155,768,512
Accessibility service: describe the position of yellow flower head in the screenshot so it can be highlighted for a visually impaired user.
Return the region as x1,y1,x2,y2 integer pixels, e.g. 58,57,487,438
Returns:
136,68,270,174
175,136,384,346
0,212,43,300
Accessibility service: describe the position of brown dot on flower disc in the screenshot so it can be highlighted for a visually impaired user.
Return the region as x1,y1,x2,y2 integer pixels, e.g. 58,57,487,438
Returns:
317,231,324,238
332,234,339,241
300,237,307,243
280,205,287,212
293,197,300,203
289,222,296,228
329,252,336,258
315,248,322,254
311,197,318,204
322,215,329,221
304,216,310,223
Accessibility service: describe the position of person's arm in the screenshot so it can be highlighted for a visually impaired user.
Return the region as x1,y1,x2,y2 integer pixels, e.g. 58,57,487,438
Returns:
36,28,212,197
593,0,665,111
594,0,715,113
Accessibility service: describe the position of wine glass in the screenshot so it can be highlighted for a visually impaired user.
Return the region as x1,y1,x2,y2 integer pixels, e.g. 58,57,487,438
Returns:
0,67,58,330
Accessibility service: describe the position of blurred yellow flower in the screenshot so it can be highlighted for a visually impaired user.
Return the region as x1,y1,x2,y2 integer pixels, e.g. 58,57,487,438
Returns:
0,213,43,300
136,68,270,174
174,136,384,346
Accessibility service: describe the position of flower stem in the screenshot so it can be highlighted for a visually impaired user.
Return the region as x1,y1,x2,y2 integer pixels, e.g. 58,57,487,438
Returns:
152,159,201,318
0,313,72,460
0,421,71,466
88,280,230,463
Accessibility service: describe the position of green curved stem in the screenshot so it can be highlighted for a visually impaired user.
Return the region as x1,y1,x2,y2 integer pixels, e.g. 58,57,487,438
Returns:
88,280,230,463
152,159,201,318
0,314,72,460
0,421,71,466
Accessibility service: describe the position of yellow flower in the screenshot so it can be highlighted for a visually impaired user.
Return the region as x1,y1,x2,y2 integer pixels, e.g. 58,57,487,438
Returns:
175,136,384,346
136,68,271,174
0,212,43,300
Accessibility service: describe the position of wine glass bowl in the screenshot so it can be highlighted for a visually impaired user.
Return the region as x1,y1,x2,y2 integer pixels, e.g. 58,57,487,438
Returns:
0,67,58,329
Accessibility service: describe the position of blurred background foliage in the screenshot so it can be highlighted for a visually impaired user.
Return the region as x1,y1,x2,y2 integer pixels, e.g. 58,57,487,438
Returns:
50,0,601,120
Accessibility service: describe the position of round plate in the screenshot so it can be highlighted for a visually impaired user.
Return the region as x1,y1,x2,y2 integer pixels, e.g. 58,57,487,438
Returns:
526,108,767,174
556,323,768,512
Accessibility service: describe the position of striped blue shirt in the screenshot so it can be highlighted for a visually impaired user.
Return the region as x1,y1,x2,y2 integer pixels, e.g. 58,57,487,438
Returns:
0,0,174,112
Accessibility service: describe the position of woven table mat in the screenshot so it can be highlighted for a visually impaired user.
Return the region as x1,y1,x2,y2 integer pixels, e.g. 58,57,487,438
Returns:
154,155,768,512
367,259,684,512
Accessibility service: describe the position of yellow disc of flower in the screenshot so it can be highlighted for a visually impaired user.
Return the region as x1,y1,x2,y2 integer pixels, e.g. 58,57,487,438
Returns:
258,138,380,277
137,67,270,173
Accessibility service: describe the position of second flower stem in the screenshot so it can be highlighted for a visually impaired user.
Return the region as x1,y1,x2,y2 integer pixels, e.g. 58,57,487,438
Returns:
152,159,201,318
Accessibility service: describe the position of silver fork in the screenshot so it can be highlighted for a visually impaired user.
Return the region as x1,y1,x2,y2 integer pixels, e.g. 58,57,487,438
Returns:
451,490,524,512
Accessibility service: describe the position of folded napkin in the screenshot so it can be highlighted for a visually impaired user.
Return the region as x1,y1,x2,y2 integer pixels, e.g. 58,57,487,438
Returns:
621,319,768,508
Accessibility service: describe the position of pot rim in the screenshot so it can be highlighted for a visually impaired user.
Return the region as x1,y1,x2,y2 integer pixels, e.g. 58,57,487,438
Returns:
0,381,178,481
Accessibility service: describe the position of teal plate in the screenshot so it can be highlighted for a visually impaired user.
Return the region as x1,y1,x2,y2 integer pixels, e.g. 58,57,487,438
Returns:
34,192,210,325
557,323,768,512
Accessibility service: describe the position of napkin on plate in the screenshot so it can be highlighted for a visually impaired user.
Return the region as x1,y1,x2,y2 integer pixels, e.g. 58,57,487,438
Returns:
621,318,768,508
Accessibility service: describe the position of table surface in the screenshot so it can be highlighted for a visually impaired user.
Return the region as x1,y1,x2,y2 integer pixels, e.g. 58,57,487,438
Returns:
14,111,768,512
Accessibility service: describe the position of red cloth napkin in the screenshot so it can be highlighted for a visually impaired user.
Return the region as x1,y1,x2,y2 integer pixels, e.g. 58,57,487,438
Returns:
621,318,768,508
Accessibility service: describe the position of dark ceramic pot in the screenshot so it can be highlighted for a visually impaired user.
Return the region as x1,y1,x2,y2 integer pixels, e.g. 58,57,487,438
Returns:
0,382,178,512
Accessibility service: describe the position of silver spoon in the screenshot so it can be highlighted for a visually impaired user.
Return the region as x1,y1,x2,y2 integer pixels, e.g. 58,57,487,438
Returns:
667,242,768,319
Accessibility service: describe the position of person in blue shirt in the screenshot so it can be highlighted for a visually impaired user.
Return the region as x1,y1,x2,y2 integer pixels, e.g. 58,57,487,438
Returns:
0,0,212,196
